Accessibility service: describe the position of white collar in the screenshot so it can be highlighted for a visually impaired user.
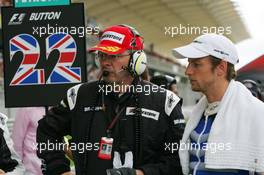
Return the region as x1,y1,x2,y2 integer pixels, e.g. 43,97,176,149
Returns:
204,101,220,116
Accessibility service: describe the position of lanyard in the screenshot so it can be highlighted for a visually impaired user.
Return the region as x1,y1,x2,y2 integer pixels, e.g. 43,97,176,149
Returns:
106,106,126,138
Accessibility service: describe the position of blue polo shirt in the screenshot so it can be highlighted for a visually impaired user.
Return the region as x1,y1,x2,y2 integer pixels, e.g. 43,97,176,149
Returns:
189,113,250,175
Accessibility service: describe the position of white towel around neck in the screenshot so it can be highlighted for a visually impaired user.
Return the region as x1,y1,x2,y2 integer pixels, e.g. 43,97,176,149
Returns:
179,80,264,174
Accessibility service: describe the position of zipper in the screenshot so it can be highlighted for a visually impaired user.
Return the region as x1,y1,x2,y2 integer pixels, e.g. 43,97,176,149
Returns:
193,115,208,175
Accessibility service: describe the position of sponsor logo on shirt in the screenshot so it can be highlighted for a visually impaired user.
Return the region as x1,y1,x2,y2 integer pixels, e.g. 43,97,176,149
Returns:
84,106,103,112
126,107,160,121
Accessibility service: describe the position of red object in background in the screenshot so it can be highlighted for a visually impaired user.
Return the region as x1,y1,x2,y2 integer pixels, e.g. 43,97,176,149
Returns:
237,55,264,85
239,55,264,73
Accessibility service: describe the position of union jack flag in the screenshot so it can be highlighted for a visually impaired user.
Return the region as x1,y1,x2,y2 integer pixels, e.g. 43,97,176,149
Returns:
9,34,44,86
46,33,81,84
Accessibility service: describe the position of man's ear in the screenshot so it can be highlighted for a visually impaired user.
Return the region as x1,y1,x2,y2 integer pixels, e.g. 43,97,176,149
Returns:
216,60,228,77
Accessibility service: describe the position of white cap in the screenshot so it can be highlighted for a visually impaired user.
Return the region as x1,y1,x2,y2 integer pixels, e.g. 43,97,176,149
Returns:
172,33,239,65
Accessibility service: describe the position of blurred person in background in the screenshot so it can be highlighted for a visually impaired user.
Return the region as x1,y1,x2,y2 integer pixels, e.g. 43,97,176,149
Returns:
150,75,179,95
12,107,45,175
241,79,263,102
150,75,183,106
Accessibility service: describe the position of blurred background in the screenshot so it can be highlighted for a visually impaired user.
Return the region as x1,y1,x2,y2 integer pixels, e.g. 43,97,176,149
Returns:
0,0,264,130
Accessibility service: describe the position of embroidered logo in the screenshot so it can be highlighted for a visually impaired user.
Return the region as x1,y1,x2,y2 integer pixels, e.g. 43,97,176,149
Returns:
168,94,175,108
84,106,103,112
126,107,159,121
69,88,76,105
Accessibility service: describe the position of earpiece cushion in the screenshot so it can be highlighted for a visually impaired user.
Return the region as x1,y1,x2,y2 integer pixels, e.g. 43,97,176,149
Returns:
130,51,147,75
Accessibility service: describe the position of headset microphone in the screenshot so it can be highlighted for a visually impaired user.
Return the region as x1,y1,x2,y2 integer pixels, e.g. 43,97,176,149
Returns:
102,66,126,77
102,71,109,77
114,66,128,74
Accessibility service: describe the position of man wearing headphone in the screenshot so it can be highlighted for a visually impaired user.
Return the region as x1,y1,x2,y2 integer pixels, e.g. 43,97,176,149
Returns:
150,75,179,95
37,25,185,175
241,79,263,102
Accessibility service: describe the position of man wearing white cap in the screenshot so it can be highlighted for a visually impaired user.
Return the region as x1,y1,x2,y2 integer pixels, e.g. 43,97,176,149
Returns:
172,33,264,175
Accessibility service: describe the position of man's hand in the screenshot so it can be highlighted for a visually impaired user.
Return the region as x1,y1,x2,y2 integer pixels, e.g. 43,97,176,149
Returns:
0,169,5,175
106,168,136,175
61,172,74,175
136,170,144,175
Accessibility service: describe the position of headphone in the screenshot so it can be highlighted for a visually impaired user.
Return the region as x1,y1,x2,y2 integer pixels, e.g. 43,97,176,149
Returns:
119,24,147,76
242,79,263,100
